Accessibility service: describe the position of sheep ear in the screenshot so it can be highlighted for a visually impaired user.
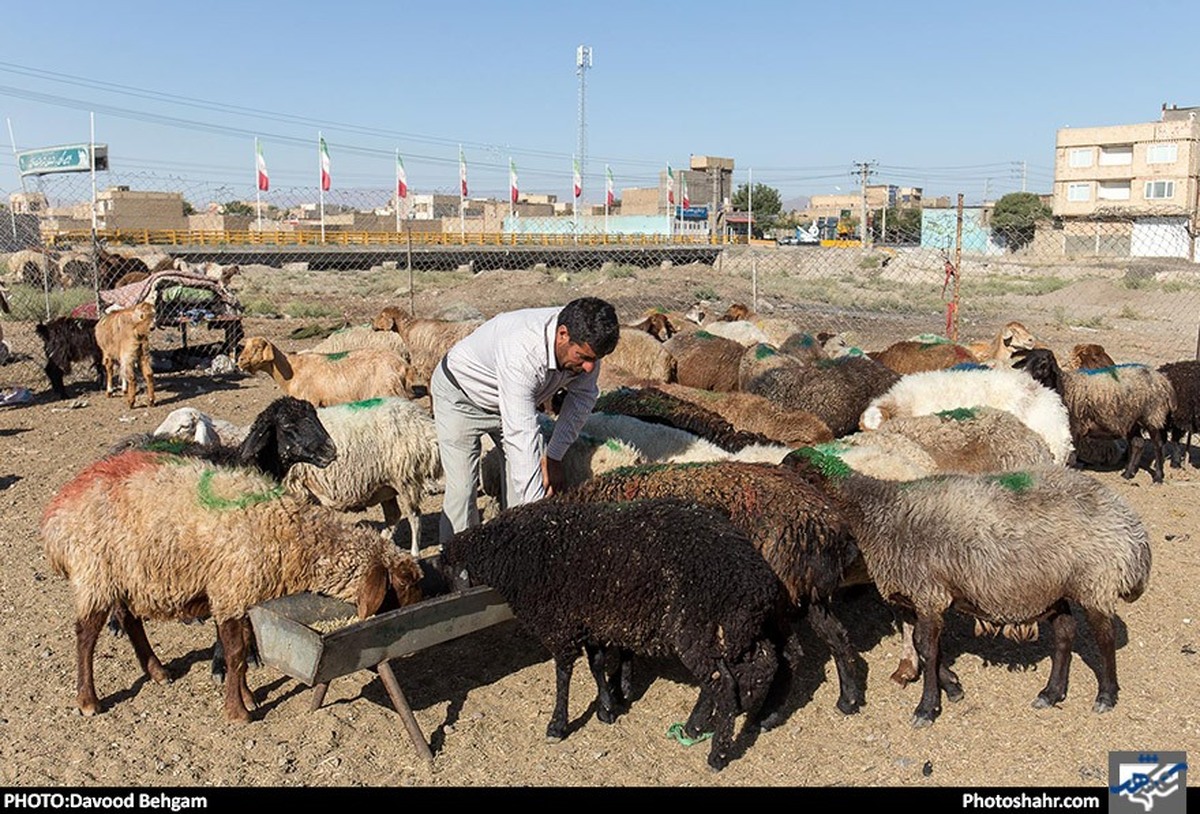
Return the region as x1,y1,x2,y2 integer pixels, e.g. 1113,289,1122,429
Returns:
239,415,272,460
356,562,389,618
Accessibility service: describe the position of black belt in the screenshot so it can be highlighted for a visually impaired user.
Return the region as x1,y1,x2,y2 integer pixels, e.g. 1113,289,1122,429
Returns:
440,356,465,393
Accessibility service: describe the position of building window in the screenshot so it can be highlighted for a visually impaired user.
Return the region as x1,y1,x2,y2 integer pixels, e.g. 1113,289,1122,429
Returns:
1067,183,1091,202
1098,145,1133,166
1144,180,1176,200
1097,180,1131,201
1146,143,1178,164
1068,148,1093,168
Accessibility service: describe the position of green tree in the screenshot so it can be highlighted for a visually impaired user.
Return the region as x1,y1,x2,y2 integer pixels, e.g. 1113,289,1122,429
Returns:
991,192,1051,251
221,200,255,216
182,200,196,216
731,182,782,234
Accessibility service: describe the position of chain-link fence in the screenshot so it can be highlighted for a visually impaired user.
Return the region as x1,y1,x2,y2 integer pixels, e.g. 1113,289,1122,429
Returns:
4,171,1200,396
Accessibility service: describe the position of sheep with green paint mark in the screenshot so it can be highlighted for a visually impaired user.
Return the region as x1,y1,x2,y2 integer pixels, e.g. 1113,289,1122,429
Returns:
237,335,413,407
283,396,442,557
783,446,1151,728
41,450,425,723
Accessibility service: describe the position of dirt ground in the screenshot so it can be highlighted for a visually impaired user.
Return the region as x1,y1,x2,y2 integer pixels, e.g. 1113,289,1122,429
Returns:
1,263,1197,791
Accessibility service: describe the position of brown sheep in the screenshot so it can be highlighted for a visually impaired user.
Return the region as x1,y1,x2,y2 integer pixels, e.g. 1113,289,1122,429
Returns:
94,301,156,408
238,336,414,407
1068,343,1116,370
966,321,1037,366
662,330,746,392
370,305,482,388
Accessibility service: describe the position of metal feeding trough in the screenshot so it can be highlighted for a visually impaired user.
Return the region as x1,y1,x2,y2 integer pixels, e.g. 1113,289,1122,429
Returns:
248,584,514,762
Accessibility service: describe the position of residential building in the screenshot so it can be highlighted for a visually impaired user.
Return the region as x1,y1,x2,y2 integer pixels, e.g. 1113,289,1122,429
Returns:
1053,103,1200,258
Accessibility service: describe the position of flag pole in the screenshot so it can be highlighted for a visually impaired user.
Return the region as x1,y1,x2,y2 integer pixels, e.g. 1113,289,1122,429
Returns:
572,154,578,242
604,163,610,238
458,144,465,243
318,131,326,243
255,138,263,233
395,149,401,235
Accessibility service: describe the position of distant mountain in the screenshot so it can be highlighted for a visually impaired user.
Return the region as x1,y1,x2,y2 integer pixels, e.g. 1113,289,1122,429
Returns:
782,195,810,213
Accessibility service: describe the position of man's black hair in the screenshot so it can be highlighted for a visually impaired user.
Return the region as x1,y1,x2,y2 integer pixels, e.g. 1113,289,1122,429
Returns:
557,297,620,357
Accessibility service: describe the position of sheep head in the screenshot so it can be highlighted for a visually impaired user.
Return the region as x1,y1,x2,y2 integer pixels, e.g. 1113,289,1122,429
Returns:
238,396,337,480
1011,347,1063,394
370,306,409,333
357,544,424,618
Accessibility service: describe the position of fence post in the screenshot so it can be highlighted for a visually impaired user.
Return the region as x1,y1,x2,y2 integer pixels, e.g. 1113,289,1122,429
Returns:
952,193,964,341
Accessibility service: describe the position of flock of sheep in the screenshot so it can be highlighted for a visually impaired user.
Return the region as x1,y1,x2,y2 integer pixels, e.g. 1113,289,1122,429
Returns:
37,295,1199,771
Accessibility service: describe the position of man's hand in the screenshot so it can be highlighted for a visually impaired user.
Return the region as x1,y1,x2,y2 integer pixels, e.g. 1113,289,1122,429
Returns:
543,456,566,496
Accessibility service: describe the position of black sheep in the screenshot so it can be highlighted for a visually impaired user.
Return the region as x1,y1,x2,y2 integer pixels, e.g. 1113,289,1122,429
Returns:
1157,360,1200,468
562,460,866,715
592,386,779,453
34,317,104,400
441,497,801,771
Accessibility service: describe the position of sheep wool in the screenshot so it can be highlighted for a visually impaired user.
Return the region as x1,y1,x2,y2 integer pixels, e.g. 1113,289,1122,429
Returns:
42,450,424,722
563,460,865,715
441,496,800,771
282,396,443,557
785,446,1151,727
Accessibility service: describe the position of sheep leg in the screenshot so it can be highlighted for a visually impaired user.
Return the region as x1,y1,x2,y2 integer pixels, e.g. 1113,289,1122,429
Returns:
806,602,865,714
102,356,117,397
44,362,69,400
546,651,578,742
890,615,922,686
74,609,108,716
209,622,261,684
216,618,253,723
110,605,169,683
583,642,625,724
910,612,945,727
1034,600,1075,709
1083,608,1120,713
1122,432,1147,481
1147,427,1166,483
742,638,789,733
702,659,740,771
120,356,137,408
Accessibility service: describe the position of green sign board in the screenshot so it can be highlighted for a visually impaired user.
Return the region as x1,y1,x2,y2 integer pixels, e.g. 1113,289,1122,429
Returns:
16,144,108,176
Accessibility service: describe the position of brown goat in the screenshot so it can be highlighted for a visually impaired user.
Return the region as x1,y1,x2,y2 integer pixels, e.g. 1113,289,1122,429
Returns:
1069,343,1116,370
94,301,156,408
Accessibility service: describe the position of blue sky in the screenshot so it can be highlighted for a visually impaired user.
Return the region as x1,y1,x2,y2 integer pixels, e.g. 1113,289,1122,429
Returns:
1,0,1197,208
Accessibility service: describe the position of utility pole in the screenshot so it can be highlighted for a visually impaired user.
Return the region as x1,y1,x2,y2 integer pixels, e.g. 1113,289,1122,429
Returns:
854,160,876,249
576,46,592,206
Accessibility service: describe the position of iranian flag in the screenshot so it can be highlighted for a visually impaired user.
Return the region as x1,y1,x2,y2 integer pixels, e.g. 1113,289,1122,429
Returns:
573,157,582,199
666,164,675,205
459,146,468,197
681,174,690,209
319,135,331,191
605,164,615,207
509,157,518,204
255,138,269,192
396,153,408,200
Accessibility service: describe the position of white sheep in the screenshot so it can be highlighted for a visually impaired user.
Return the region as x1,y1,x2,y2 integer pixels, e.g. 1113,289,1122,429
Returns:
860,365,1075,466
154,406,249,447
787,447,1152,728
310,325,412,357
41,450,425,722
237,335,413,406
283,396,442,557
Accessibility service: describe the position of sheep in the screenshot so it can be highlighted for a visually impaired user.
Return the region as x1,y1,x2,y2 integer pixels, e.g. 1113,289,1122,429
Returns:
784,446,1151,727
94,243,150,290
687,301,806,348
1068,343,1116,370
599,327,676,388
439,497,802,771
42,450,425,723
860,364,1075,466
965,321,1037,367
309,324,412,357
153,406,249,447
237,335,413,407
697,319,774,347
644,380,835,447
561,461,866,716
593,385,781,452
832,406,1055,481
1158,360,1200,468
662,330,747,392
34,317,104,400
1012,347,1176,483
739,344,901,438
369,305,482,388
625,310,682,341
867,337,979,375
282,396,442,557
94,300,155,408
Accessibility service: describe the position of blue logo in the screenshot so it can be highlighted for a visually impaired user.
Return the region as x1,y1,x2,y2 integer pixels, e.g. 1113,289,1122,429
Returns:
1110,750,1187,814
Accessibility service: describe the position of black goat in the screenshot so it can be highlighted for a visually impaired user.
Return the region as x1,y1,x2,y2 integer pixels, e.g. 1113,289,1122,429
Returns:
34,317,104,400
